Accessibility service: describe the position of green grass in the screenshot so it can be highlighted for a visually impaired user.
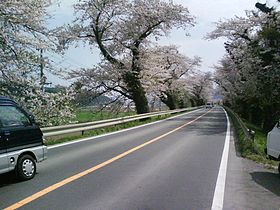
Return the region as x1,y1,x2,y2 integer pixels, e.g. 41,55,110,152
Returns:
45,108,200,146
75,110,136,123
225,107,278,168
45,113,177,146
244,120,267,156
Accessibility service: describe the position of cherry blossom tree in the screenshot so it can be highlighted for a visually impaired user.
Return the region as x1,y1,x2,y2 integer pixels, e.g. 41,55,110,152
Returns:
62,0,195,114
0,0,74,126
141,45,201,109
0,0,54,85
208,2,280,131
186,72,212,106
70,44,202,111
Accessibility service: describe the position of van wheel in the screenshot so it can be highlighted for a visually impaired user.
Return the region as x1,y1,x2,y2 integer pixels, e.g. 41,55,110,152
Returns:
16,154,36,181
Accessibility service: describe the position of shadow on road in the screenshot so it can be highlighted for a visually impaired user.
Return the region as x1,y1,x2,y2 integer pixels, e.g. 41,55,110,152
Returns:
0,171,18,188
167,110,227,137
250,172,280,196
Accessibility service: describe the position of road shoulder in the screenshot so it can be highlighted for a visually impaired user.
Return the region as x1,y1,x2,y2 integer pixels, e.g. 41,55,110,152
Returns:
224,124,280,210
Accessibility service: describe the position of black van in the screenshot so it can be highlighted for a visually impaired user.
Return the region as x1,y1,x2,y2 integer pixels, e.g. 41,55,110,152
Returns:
0,96,47,180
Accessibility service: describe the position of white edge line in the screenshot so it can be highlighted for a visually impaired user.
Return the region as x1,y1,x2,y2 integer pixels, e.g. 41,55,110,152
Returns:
48,108,203,150
211,107,231,210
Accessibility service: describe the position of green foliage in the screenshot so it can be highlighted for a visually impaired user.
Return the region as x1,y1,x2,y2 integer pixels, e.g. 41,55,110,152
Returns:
212,5,280,133
244,120,267,156
226,108,277,167
227,108,254,156
44,108,199,146
45,114,171,145
75,110,136,123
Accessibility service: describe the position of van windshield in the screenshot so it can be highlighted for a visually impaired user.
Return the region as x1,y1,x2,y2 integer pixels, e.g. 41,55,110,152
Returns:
0,105,31,127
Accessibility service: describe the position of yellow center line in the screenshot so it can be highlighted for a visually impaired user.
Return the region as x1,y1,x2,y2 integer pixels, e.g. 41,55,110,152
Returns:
5,109,211,210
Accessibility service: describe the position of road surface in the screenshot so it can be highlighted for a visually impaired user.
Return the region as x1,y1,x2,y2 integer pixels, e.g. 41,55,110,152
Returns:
1,107,279,209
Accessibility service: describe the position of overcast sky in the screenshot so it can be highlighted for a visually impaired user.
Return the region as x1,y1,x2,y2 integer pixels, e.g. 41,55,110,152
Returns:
47,0,274,85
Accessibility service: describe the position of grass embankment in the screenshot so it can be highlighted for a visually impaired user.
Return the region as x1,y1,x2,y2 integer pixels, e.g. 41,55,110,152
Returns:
45,109,195,146
75,110,136,123
226,107,277,168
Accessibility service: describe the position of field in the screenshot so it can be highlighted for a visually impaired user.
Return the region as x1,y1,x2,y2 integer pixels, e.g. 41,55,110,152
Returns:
74,110,136,123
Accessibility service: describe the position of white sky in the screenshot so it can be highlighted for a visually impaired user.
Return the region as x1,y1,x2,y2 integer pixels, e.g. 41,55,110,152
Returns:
47,0,274,86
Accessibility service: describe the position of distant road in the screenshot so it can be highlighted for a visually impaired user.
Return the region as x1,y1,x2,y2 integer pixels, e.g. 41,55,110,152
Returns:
1,107,231,210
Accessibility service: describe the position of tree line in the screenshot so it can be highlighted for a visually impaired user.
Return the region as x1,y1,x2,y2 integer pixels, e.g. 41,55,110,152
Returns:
208,1,280,132
0,0,212,126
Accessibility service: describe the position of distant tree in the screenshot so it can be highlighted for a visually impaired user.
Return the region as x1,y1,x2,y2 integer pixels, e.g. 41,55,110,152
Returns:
187,72,212,106
141,45,201,109
71,82,111,107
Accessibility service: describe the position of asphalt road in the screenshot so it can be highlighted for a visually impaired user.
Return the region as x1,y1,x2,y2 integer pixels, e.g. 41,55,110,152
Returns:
1,107,229,209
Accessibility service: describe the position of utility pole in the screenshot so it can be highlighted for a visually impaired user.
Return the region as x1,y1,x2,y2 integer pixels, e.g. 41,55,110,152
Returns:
40,49,46,92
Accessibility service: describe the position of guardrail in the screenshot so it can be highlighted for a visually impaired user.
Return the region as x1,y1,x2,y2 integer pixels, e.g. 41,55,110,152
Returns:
42,110,171,132
43,106,202,138
224,106,255,141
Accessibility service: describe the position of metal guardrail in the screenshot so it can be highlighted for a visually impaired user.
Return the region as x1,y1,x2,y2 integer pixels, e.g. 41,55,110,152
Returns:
224,106,254,141
42,110,170,132
43,106,202,138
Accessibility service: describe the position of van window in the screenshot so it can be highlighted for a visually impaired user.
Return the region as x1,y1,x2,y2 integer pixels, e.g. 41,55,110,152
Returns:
0,105,31,127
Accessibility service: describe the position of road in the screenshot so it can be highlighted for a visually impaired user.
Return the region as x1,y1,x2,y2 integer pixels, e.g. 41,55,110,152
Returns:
1,106,278,209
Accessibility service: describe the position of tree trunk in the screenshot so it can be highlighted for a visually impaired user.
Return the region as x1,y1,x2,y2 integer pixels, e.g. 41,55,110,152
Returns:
262,106,277,133
133,90,149,114
190,98,196,107
160,92,177,110
123,72,149,114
